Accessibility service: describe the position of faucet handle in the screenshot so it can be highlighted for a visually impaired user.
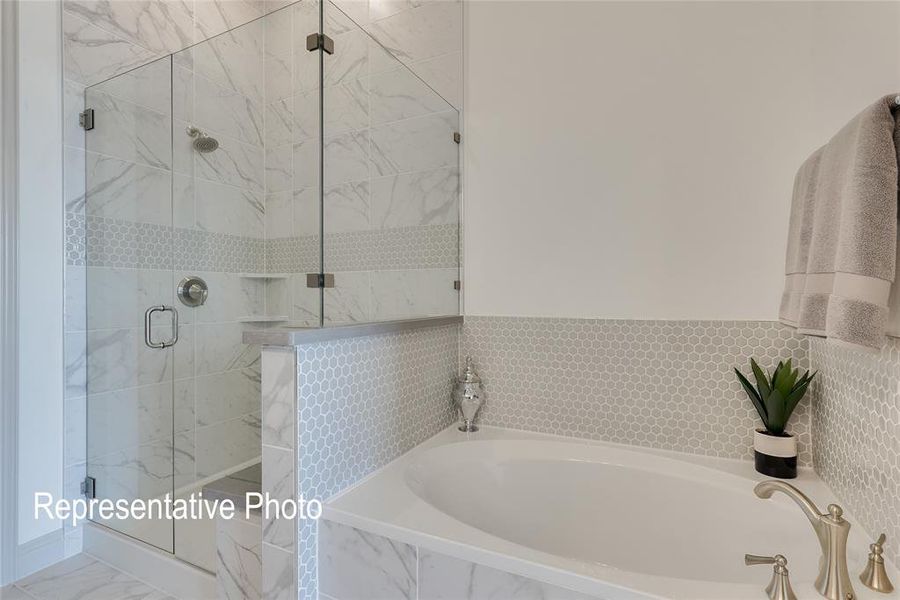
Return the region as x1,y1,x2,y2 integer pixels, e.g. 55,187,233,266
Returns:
745,554,798,600
745,554,786,567
860,533,894,593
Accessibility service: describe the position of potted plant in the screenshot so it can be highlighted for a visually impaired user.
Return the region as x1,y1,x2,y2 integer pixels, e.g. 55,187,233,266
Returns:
734,358,815,479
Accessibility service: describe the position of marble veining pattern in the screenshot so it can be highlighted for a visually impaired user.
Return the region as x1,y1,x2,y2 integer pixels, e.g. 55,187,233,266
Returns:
316,521,604,600
216,515,263,600
61,0,463,564
364,1,462,71
193,1,266,61
369,110,459,178
262,543,296,600
193,72,265,147
370,167,459,229
14,554,174,600
84,153,172,226
461,317,812,464
91,55,173,113
261,348,297,449
63,12,159,87
64,0,193,56
191,179,266,239
194,367,261,426
195,412,262,479
318,520,416,600
85,267,170,330
417,549,601,600
193,134,265,194
85,89,172,171
810,337,900,568
86,327,172,394
261,445,296,551
369,65,452,125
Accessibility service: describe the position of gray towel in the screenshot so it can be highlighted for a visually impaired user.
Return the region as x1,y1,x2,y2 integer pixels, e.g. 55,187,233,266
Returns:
780,95,900,351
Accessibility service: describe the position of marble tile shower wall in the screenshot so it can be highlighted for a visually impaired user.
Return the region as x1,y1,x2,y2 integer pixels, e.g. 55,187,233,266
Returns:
264,1,461,327
809,338,900,569
460,316,812,464
59,0,461,558
61,0,289,557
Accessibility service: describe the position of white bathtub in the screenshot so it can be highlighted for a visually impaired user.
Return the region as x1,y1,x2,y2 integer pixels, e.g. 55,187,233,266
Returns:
324,427,897,599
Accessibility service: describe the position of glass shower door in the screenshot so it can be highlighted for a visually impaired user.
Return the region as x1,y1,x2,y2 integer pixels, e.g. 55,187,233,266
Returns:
84,56,177,552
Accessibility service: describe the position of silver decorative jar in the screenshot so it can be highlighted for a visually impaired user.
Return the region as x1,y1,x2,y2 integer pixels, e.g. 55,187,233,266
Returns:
454,356,484,432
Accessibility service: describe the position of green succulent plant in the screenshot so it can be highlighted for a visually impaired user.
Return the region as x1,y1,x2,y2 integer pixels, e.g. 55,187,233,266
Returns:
734,358,815,436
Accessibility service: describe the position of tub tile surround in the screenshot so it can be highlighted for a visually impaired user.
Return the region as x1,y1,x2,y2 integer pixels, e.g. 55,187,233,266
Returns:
460,316,812,464
256,322,458,599
810,337,900,568
318,520,416,600
318,520,601,600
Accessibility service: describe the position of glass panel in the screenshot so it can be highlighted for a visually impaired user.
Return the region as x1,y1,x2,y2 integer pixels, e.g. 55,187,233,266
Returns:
286,0,324,327
321,1,460,324
83,0,320,568
84,55,176,552
167,3,302,569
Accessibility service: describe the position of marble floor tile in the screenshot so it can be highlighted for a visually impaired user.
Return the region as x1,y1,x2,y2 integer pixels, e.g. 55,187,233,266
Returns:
0,585,35,599
15,554,174,600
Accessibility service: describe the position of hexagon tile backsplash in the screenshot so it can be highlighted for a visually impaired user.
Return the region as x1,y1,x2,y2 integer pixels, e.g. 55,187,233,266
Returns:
810,337,900,567
460,316,812,464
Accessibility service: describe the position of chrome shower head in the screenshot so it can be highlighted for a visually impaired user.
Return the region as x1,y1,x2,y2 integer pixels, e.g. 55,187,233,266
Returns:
186,126,219,153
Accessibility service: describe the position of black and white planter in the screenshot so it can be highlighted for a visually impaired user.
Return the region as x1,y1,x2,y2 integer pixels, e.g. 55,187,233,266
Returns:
753,430,797,479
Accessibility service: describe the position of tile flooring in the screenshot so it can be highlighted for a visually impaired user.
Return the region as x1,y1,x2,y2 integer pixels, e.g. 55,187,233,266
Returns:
1,554,175,600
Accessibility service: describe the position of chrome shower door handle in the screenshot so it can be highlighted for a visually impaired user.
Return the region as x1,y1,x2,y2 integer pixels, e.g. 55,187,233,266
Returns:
144,305,178,349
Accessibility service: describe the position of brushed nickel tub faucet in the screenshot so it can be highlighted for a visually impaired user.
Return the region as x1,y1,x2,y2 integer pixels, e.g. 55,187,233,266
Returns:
754,480,855,600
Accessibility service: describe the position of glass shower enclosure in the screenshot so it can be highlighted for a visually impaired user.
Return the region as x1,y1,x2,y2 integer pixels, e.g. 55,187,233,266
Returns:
82,0,459,570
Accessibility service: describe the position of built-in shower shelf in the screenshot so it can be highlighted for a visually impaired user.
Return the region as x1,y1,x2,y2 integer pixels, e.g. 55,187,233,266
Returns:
237,316,290,323
239,273,289,280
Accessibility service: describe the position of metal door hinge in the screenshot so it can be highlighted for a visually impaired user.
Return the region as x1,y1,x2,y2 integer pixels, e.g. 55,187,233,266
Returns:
306,33,334,55
81,476,96,499
453,280,461,290
306,273,335,288
79,109,94,131
453,132,461,144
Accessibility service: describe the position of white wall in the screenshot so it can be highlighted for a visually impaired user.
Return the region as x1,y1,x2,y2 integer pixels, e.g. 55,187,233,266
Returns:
463,1,900,321
17,0,64,546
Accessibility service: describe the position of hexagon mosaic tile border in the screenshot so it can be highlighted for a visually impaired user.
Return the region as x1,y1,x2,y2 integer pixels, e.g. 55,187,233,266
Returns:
68,212,459,274
295,323,459,599
266,224,459,274
67,212,268,272
460,316,812,464
810,337,900,568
